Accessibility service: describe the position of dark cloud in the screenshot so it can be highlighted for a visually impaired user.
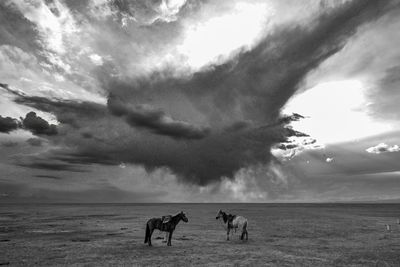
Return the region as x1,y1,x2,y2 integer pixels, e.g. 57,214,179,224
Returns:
0,92,58,136
0,181,165,203
369,65,400,120
5,0,397,185
0,100,58,137
0,115,19,133
101,0,395,185
34,175,62,180
81,132,93,139
0,3,42,54
224,121,251,133
11,93,107,128
279,113,305,124
302,139,317,145
1,141,18,147
278,144,298,151
26,138,43,147
17,160,88,173
50,151,117,166
0,82,9,89
108,95,210,140
22,112,57,136
107,0,394,124
284,127,310,138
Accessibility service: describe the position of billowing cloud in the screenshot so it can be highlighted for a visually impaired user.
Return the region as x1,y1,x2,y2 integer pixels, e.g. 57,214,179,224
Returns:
1,0,395,188
26,138,43,146
0,115,19,133
34,174,62,180
109,0,188,24
366,143,400,154
22,111,57,135
17,156,88,173
107,95,210,140
1,0,400,203
1,140,18,147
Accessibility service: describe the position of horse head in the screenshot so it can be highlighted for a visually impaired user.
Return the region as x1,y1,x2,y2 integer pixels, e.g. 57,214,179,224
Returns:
216,210,229,223
180,211,189,222
216,209,223,220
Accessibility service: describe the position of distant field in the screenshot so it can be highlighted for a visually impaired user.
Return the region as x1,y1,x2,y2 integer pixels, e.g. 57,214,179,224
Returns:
0,203,399,266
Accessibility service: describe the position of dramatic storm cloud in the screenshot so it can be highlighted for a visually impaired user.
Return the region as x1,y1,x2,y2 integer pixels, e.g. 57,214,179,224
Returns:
1,0,400,202
107,95,210,140
86,0,399,185
22,112,58,135
0,115,19,133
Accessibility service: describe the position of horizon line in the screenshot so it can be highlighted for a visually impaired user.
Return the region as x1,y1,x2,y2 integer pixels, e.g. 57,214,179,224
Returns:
1,201,399,205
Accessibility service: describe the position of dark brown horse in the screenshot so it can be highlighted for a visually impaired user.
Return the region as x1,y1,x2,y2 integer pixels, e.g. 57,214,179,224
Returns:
144,211,188,246
216,210,248,241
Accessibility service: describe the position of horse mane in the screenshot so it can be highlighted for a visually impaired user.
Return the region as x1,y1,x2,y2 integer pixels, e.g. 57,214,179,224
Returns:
220,211,229,223
171,212,183,223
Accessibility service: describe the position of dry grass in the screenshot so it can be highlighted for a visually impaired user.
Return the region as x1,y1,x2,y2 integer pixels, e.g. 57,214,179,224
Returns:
0,203,399,266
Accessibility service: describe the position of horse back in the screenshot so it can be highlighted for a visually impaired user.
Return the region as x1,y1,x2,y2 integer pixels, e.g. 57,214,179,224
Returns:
232,216,248,228
147,218,163,229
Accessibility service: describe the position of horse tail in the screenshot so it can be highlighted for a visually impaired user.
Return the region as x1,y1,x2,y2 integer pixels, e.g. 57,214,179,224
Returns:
144,222,150,243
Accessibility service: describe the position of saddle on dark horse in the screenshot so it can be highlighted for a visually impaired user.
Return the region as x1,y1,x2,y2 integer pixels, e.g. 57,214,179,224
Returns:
159,215,172,231
162,215,172,223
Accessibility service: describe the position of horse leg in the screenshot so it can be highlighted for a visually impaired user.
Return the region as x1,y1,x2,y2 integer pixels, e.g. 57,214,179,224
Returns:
163,232,169,243
226,227,230,241
148,228,154,246
167,230,173,246
144,223,150,244
243,221,248,241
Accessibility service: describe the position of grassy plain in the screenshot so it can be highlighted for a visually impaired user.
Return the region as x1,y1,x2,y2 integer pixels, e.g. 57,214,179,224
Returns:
1,203,399,266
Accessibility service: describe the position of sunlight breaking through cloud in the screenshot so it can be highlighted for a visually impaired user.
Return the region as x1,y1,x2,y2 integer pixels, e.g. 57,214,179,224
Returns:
178,2,273,69
284,80,392,144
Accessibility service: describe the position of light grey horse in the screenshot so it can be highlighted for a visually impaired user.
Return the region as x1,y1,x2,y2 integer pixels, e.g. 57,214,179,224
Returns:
216,210,248,241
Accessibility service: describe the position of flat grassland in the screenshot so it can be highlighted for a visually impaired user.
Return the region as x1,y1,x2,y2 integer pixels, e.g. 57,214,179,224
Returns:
0,203,399,266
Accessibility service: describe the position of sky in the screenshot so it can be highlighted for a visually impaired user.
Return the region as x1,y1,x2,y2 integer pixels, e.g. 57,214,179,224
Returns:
1,0,400,203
